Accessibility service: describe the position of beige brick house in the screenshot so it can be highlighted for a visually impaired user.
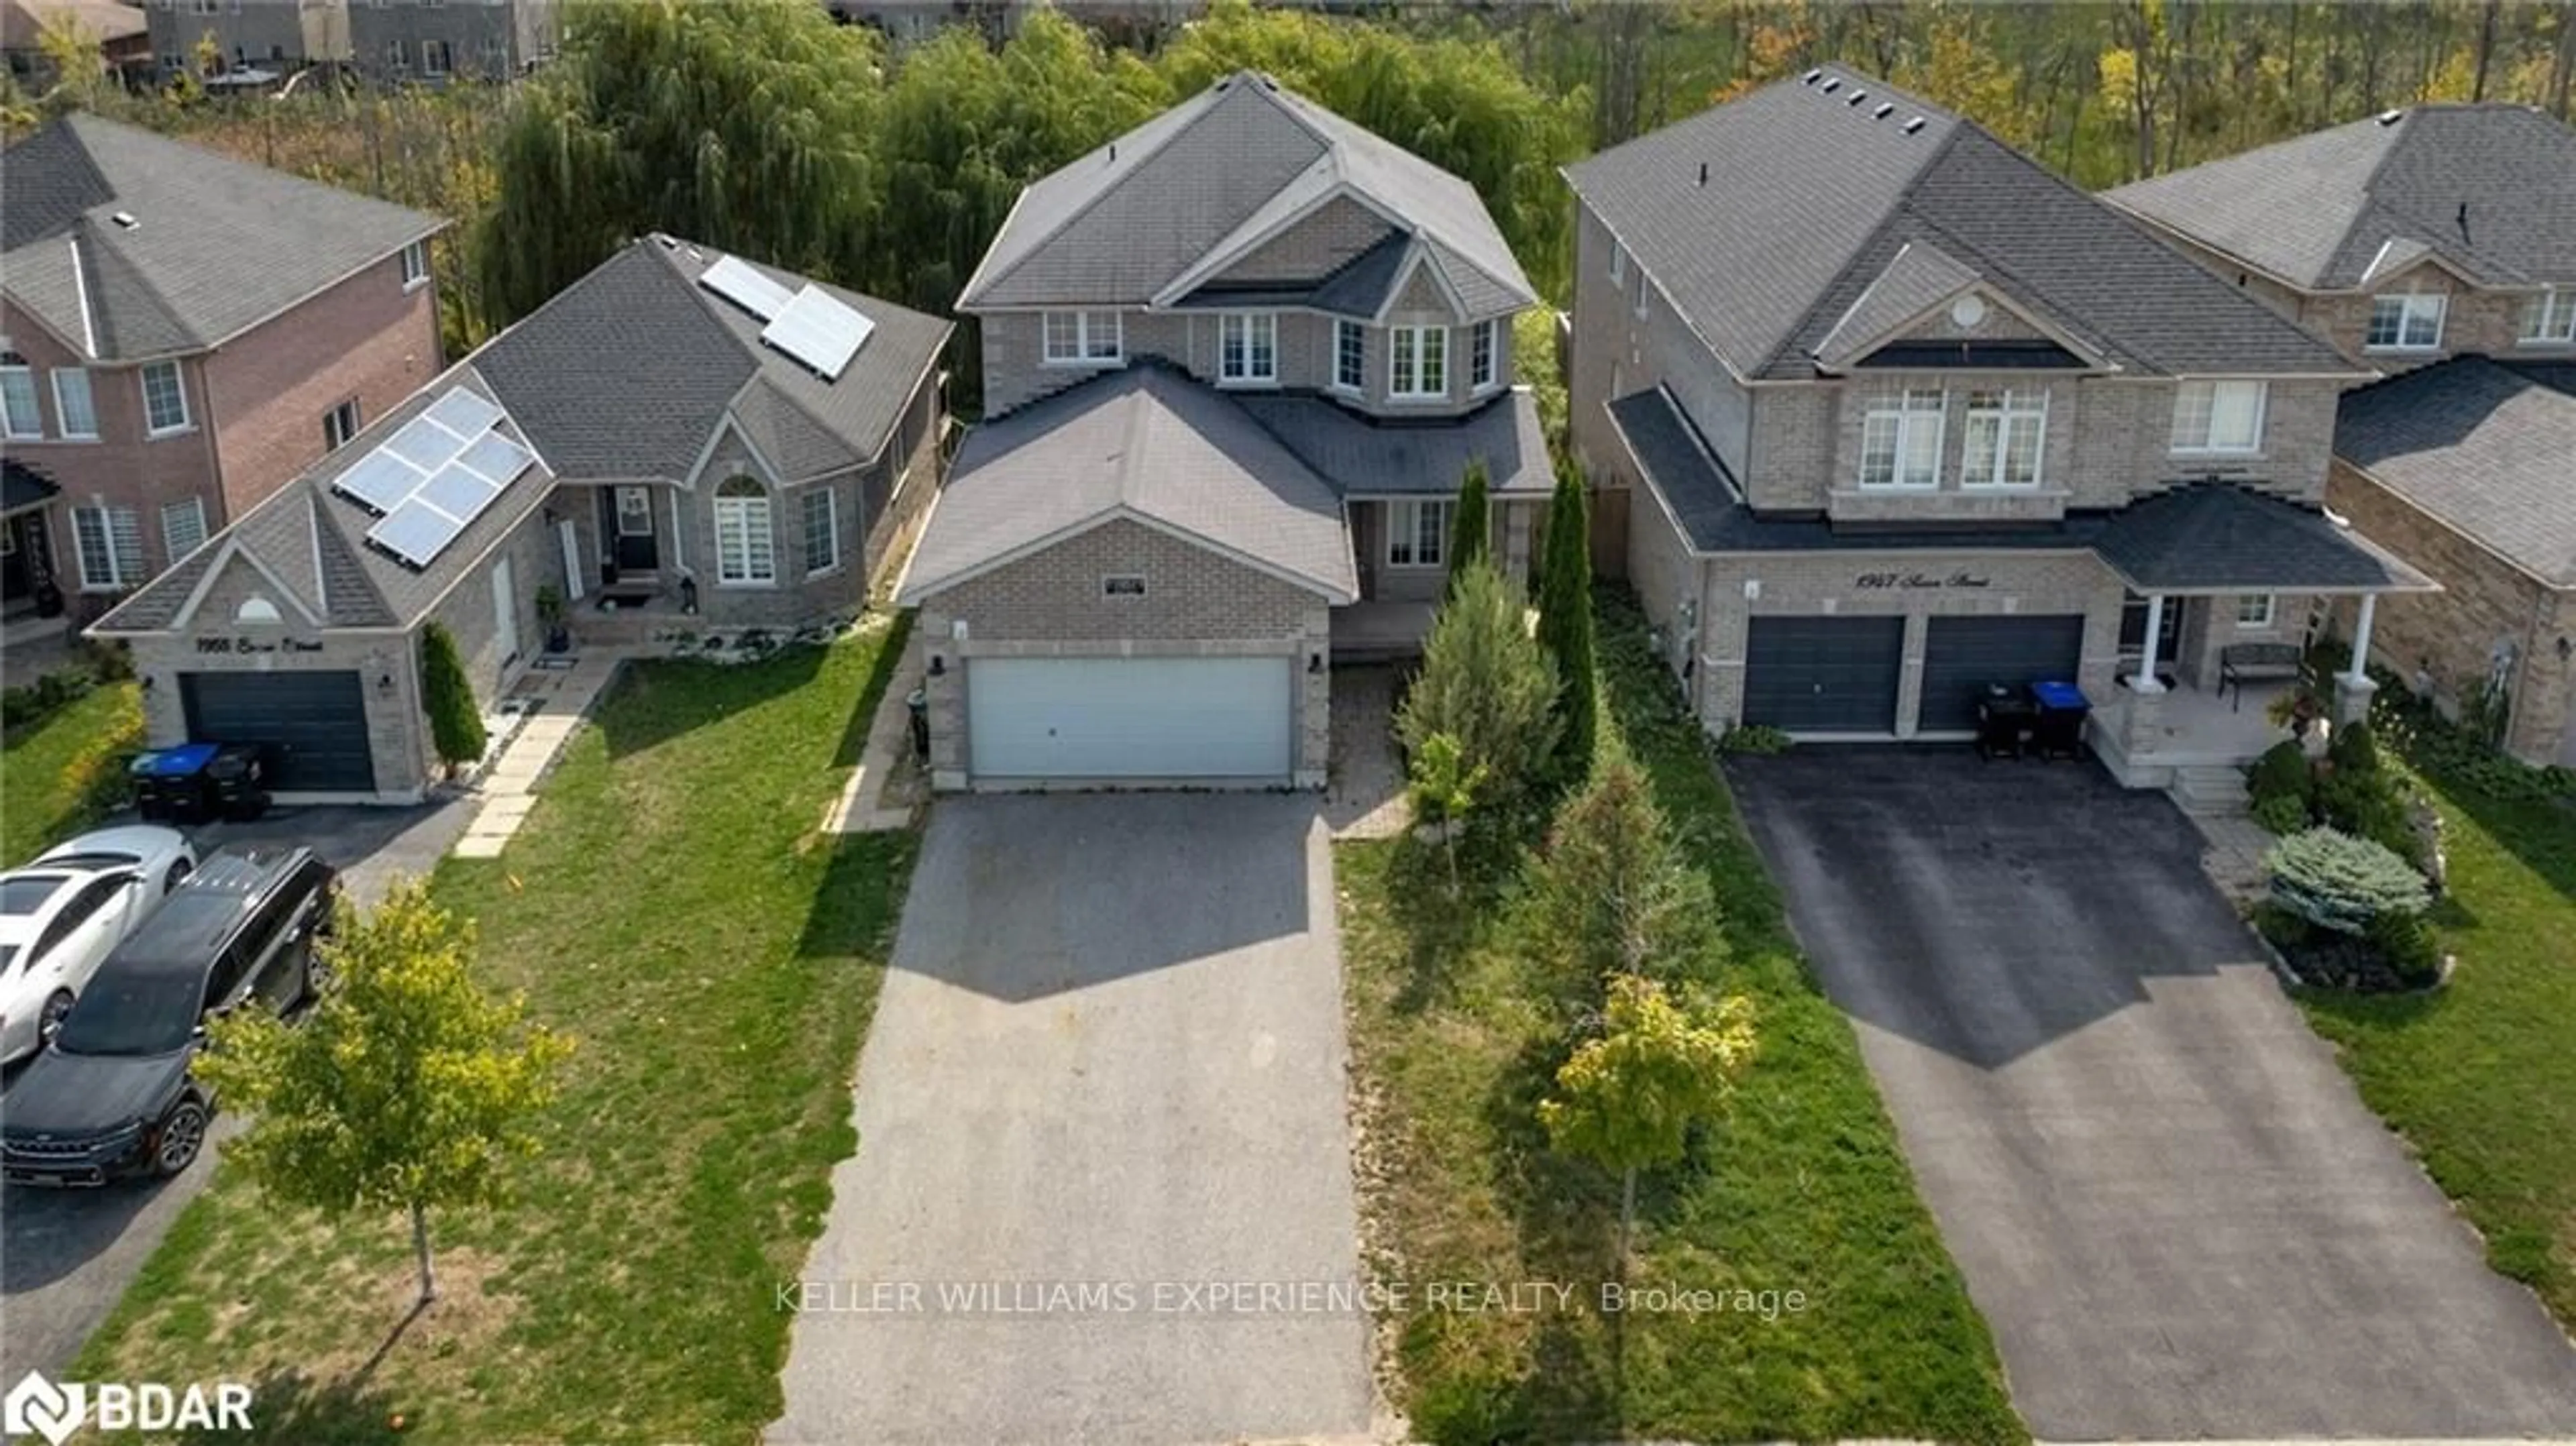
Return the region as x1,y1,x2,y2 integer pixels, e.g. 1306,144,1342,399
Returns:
87,237,949,801
899,70,1548,791
1,113,443,643
1565,67,2434,788
2108,104,2576,767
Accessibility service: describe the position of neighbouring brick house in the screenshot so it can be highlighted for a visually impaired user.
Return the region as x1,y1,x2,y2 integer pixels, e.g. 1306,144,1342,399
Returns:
347,0,557,82
144,0,346,78
1564,66,2436,789
899,70,1548,791
89,235,951,801
1,112,443,639
2107,105,2576,767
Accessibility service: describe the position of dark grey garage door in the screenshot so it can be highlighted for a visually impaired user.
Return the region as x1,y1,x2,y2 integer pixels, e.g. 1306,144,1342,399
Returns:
1742,616,1906,733
1919,615,2087,733
180,671,374,793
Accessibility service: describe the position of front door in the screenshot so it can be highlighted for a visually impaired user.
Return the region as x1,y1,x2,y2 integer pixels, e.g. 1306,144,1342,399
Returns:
606,486,659,573
1,516,26,611
492,555,519,668
2119,592,2182,672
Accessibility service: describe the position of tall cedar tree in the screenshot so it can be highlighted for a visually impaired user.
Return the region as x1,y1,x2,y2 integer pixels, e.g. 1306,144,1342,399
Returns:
1397,556,1560,811
1444,459,1491,599
1534,468,1597,779
421,621,487,766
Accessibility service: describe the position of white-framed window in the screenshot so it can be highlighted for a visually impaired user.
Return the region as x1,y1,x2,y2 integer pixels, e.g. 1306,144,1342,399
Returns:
1858,388,1945,489
400,239,429,289
1217,313,1277,385
140,360,191,435
51,368,97,439
1391,326,1447,399
1041,310,1121,366
421,39,451,75
1960,388,2047,488
323,397,360,451
385,38,407,72
2170,379,2266,454
2520,289,2576,346
1470,319,1499,392
800,486,838,576
2235,594,2277,628
72,506,144,590
0,358,40,439
2365,292,2446,351
160,496,207,561
1608,241,1626,286
1385,498,1452,569
1334,319,1365,392
714,476,775,585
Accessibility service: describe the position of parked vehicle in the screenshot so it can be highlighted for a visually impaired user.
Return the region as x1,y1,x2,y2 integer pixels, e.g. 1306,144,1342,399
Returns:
0,844,336,1186
0,826,198,1065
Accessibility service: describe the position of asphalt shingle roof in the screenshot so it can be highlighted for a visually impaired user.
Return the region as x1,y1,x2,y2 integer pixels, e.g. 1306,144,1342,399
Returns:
899,367,1356,604
1231,388,1551,498
959,71,1534,315
2106,105,2576,290
1,113,441,360
2337,357,2576,586
1566,67,2353,380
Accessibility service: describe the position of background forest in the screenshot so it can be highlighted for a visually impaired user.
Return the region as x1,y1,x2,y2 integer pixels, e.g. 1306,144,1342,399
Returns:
11,0,2573,407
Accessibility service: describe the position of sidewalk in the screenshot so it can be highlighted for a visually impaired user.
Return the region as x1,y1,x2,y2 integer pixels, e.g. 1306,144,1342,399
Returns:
821,640,923,834
452,649,630,858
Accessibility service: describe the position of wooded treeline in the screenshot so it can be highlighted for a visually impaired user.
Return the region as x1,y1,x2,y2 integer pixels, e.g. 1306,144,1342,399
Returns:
17,0,2571,394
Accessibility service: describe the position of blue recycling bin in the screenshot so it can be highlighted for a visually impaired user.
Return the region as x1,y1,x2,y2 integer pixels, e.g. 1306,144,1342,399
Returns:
129,743,219,822
2027,679,2091,760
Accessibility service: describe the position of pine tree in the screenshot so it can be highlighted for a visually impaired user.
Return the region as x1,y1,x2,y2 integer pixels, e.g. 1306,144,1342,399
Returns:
1534,466,1597,781
1444,458,1491,598
421,621,487,767
1398,557,1559,812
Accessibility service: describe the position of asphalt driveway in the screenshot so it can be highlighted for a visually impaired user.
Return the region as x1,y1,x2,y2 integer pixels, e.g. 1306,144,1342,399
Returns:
1,798,470,1382
769,794,1372,1446
1728,748,2576,1441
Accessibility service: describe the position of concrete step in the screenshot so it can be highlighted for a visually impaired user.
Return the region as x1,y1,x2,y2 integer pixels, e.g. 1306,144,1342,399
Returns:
2168,764,2251,815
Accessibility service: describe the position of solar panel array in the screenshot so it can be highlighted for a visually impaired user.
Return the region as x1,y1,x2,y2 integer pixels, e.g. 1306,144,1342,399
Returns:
329,385,536,570
761,285,875,381
698,254,796,321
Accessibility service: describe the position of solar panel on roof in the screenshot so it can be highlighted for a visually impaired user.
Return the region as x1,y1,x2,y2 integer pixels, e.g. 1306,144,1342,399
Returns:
455,431,534,486
331,449,427,514
423,387,504,439
382,415,472,474
417,463,501,521
759,284,873,381
367,497,464,569
699,254,796,322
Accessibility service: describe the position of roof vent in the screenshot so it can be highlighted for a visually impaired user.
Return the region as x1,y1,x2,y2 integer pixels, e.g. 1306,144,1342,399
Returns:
1108,143,1117,162
1902,116,1927,135
1874,102,1895,119
1801,68,1823,85
110,211,138,230
1821,77,1841,94
1697,160,1708,186
1846,89,1868,107
652,234,677,249
2377,109,2404,125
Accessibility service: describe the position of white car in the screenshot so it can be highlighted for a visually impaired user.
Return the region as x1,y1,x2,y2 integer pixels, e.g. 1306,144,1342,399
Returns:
0,826,199,1066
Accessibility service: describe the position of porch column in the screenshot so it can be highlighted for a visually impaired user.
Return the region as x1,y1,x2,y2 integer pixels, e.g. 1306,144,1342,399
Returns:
2334,592,2379,726
2131,593,2168,693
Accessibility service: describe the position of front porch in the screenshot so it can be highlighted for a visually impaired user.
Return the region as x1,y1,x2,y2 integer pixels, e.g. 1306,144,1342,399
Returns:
2090,675,2300,785
1330,600,1434,663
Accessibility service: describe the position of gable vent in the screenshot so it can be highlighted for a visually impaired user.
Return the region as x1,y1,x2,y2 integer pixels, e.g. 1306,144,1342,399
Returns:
1902,116,1927,135
1874,102,1895,119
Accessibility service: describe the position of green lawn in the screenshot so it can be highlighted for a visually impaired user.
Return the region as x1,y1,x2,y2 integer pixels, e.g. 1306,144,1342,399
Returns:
1338,591,2023,1445
2,679,142,866
76,622,915,1445
2299,777,2576,1325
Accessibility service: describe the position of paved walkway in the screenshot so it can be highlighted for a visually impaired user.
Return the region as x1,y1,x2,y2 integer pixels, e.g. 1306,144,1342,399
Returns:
822,642,922,834
452,651,628,858
1324,665,1408,840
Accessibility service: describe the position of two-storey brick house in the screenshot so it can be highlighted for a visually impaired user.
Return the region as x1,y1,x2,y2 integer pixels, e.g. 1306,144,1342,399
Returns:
348,0,557,83
2108,105,2576,767
1,113,443,638
898,70,1550,790
1566,68,2436,787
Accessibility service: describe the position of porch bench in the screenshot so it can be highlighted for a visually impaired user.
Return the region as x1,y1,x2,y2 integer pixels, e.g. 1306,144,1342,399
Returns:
2218,642,2303,710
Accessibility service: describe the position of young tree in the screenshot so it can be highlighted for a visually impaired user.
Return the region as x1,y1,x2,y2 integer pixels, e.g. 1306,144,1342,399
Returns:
199,881,572,1306
1444,459,1492,598
1397,557,1560,812
1539,974,1757,1266
1406,730,1485,893
420,621,486,767
1532,753,1719,993
1533,467,1596,781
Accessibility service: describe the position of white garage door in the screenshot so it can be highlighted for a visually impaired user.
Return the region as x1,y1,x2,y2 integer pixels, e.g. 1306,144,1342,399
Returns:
967,656,1294,783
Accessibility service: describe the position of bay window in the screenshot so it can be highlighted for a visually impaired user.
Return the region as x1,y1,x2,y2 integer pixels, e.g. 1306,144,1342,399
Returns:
1391,326,1447,399
1334,319,1365,392
1470,319,1499,392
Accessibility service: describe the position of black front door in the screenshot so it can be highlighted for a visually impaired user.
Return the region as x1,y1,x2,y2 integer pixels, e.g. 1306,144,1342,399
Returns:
603,486,659,574
1,516,28,608
3,511,54,615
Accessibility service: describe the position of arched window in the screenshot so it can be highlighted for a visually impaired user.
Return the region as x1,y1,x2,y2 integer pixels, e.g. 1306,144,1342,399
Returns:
713,475,775,585
235,596,282,625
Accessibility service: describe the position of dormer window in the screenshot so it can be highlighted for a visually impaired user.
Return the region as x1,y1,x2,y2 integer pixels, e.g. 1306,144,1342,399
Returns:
1334,320,1365,393
1469,319,1499,393
1042,311,1122,366
2365,292,2445,351
2520,289,2576,347
1218,313,1277,386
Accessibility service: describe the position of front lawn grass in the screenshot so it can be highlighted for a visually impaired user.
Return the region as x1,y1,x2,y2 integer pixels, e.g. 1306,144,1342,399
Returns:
1,679,142,865
1338,590,2023,1444
74,622,914,1445
2299,778,2576,1324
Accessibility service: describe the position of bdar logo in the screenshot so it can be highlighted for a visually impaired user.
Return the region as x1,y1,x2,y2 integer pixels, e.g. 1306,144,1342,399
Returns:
3,1371,84,1446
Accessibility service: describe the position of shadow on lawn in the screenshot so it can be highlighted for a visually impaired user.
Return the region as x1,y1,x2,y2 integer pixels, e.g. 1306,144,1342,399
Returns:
169,1366,403,1445
831,616,911,770
591,645,832,761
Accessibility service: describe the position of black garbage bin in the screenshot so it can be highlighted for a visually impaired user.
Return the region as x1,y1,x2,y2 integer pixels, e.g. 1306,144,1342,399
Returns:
203,743,274,821
2027,679,2092,760
906,687,929,761
1975,685,2036,760
129,742,219,822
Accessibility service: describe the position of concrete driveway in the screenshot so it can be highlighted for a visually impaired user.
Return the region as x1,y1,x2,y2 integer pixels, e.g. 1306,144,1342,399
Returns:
1,798,470,1382
1728,748,2576,1442
769,795,1372,1446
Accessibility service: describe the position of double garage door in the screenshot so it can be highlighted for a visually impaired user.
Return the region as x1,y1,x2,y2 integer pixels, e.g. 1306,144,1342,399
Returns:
179,671,375,793
966,656,1293,784
1739,614,2085,736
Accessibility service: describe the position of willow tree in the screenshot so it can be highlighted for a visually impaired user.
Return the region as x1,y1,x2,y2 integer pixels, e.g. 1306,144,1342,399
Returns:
480,0,884,327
